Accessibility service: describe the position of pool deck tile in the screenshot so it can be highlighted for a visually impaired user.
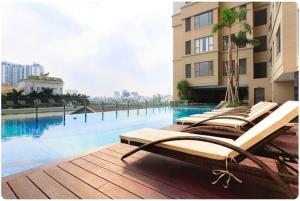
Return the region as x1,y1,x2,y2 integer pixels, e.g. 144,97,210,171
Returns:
2,140,298,199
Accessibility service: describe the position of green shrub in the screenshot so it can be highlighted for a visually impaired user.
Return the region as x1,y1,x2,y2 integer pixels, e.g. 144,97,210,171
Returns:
176,80,190,100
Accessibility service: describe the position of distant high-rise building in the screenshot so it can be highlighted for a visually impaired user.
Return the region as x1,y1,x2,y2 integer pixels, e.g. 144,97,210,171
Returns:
114,91,120,98
122,90,130,98
1,62,44,85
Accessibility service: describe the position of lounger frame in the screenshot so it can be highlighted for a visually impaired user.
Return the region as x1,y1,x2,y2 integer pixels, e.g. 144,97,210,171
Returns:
121,126,297,198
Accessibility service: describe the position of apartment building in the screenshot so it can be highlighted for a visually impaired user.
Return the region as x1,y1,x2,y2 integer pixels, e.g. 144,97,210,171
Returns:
1,62,44,85
172,2,298,105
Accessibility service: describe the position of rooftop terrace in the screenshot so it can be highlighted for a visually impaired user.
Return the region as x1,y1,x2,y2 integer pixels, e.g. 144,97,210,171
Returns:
2,125,298,199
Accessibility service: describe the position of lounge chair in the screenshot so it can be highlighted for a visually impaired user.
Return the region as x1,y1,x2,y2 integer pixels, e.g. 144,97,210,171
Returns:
176,102,278,130
192,101,268,118
120,101,298,198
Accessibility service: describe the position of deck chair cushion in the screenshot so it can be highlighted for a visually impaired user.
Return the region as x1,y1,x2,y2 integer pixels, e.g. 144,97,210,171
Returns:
120,128,234,160
120,101,298,161
229,101,298,158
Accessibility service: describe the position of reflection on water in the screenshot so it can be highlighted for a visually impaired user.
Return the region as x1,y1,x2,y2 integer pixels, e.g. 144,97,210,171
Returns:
1,107,212,176
2,116,64,140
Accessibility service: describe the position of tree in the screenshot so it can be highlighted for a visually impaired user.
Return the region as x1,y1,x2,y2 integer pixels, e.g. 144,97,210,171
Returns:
212,6,248,106
231,30,260,103
6,89,24,101
176,80,190,100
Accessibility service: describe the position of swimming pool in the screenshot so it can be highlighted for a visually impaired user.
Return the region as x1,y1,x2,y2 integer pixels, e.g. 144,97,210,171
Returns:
2,107,211,176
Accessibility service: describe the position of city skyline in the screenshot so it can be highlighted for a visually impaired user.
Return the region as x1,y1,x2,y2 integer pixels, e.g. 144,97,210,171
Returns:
1,0,173,97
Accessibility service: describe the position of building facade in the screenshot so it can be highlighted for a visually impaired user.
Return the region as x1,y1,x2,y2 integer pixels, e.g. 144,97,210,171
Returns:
1,62,44,85
18,76,64,95
172,2,298,105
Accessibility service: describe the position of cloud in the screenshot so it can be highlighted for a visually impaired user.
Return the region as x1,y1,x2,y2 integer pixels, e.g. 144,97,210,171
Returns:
1,0,173,97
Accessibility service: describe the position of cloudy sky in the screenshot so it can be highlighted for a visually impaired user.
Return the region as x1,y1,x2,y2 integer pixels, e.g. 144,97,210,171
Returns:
1,0,173,97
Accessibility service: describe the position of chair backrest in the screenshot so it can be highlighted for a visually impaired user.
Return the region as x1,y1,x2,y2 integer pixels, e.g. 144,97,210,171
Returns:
245,102,278,122
250,101,265,111
249,101,269,112
230,101,298,158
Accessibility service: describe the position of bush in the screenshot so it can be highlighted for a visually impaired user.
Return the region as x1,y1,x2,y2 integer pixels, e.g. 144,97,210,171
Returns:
176,80,190,100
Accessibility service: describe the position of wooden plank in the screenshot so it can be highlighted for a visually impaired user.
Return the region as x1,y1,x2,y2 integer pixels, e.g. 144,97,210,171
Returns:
44,166,109,199
94,148,234,198
83,153,198,198
123,170,198,199
71,158,169,199
1,182,17,199
82,155,126,175
58,162,108,189
27,170,78,199
99,183,140,199
7,176,47,199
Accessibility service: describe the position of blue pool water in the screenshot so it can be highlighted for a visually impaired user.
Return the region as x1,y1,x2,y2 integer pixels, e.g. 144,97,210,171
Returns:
2,107,211,177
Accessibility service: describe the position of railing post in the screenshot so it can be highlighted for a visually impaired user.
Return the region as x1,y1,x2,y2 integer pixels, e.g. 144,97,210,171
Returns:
63,103,66,125
35,99,38,127
116,101,118,119
84,99,87,123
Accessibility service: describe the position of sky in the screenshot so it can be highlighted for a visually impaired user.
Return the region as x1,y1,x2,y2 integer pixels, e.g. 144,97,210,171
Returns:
1,0,173,97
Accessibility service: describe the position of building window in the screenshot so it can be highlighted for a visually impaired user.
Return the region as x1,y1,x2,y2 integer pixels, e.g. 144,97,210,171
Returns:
238,32,247,48
195,36,213,53
223,35,235,51
254,36,267,52
185,64,191,78
195,11,213,29
185,17,191,32
254,88,265,104
223,60,235,76
254,62,267,78
195,61,213,77
254,8,267,26
239,4,247,21
185,40,191,55
276,25,281,56
239,58,247,74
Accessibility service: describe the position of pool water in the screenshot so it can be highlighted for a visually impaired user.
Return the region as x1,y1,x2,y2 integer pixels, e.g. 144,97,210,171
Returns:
1,107,211,177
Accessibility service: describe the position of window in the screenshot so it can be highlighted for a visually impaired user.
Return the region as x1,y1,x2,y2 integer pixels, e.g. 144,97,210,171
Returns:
239,59,247,74
238,32,247,48
254,36,267,52
276,25,281,56
239,5,247,21
223,35,235,51
195,11,213,29
254,8,267,26
223,60,235,76
254,88,265,104
195,61,213,77
254,62,267,78
185,64,191,78
185,40,191,55
195,36,213,53
185,17,191,32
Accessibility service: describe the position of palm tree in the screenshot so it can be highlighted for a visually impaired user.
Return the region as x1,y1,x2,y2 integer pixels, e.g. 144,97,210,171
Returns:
231,30,260,103
212,6,248,106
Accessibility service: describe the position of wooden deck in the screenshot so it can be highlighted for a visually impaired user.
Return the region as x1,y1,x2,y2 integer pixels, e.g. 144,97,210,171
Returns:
2,141,297,199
